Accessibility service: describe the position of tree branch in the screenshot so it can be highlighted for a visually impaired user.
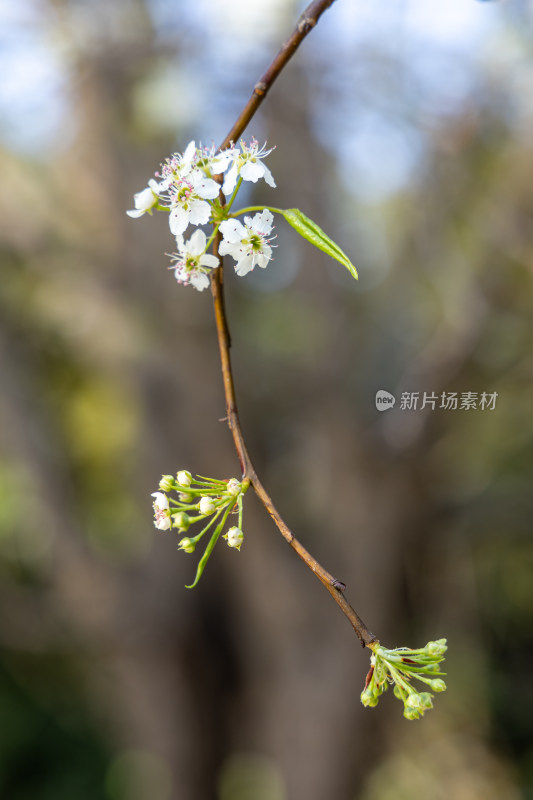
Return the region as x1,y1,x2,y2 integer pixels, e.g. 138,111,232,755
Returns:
210,0,376,648
219,0,338,151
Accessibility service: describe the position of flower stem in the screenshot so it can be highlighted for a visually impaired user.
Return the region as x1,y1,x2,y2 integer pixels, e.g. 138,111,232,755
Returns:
229,205,285,218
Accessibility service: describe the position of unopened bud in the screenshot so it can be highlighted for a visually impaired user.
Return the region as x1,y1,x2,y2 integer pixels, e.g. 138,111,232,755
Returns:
179,492,194,503
178,538,195,553
393,684,404,700
172,511,191,531
199,496,216,515
225,526,244,550
429,679,446,693
159,474,174,492
227,478,241,496
405,693,422,711
177,470,192,487
426,639,447,657
360,687,379,708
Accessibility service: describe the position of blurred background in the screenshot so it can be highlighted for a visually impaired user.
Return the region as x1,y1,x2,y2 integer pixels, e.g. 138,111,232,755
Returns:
1,0,532,798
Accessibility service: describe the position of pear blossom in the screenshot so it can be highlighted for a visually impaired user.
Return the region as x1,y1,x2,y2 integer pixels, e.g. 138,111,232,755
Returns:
219,209,275,276
152,492,171,530
170,229,219,291
194,142,236,178
159,140,197,184
168,170,220,236
159,141,233,185
222,139,276,195
127,179,163,218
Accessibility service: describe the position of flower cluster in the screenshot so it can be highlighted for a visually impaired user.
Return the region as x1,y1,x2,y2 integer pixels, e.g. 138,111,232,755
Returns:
152,471,249,587
128,139,276,290
361,639,447,719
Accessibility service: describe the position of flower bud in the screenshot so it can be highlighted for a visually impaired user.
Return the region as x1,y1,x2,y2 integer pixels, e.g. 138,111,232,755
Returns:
179,492,194,503
418,692,434,710
225,526,244,550
393,684,404,700
172,511,191,531
360,687,379,707
426,639,447,657
159,474,174,492
429,679,446,693
227,478,241,496
178,538,195,553
177,470,192,487
405,693,422,711
199,496,216,515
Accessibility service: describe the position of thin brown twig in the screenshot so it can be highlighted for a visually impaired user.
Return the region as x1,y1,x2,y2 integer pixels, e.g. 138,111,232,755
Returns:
210,0,376,648
220,0,338,151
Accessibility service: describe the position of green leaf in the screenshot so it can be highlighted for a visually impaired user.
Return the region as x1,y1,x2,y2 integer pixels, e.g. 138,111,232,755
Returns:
281,208,358,280
185,522,223,589
184,502,235,589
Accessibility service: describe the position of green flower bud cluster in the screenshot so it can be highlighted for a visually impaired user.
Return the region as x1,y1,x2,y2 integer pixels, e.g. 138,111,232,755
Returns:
153,471,250,587
361,639,447,720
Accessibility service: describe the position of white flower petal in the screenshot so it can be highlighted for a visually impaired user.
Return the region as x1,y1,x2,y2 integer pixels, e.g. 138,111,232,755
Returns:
126,208,145,218
251,209,274,234
169,205,189,236
182,140,196,166
222,163,239,195
219,241,244,261
210,151,232,174
200,254,219,269
133,186,155,207
192,172,220,200
147,178,162,194
190,271,210,291
240,161,264,183
188,228,207,256
151,491,169,509
262,164,276,188
256,249,271,268
188,199,211,226
234,254,255,276
220,218,246,243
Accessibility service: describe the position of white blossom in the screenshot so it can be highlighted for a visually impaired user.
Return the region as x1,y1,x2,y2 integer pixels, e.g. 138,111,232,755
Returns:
195,143,237,178
219,209,275,276
170,229,219,291
168,170,220,237
159,140,197,184
127,179,162,218
152,492,170,530
222,139,276,195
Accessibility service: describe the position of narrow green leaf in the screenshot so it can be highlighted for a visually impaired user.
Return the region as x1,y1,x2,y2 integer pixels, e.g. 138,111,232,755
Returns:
185,522,224,589
281,208,358,280
184,502,235,589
